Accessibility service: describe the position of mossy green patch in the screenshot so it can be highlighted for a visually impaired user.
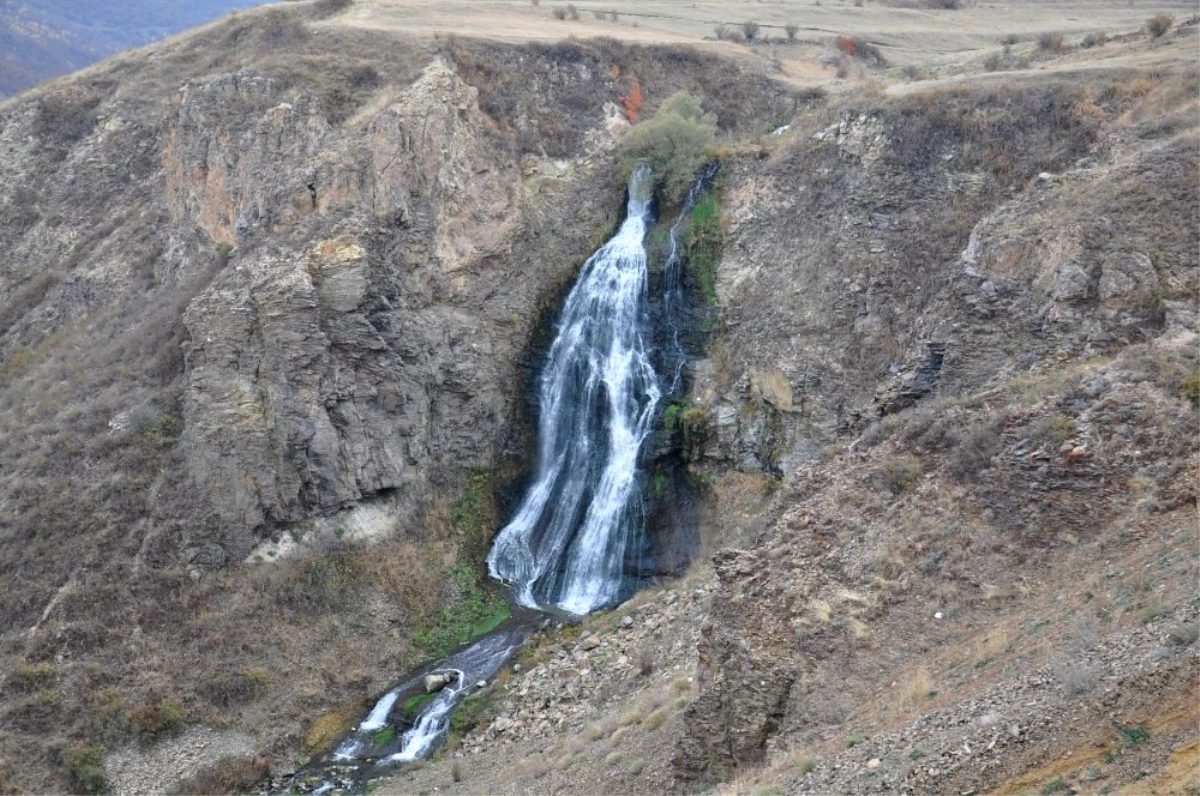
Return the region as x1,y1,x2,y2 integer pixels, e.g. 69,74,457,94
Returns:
449,693,489,738
452,472,491,558
401,693,436,718
411,564,511,660
686,194,723,306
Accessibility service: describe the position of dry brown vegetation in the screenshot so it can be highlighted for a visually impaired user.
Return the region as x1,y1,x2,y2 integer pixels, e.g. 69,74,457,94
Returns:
1145,13,1174,39
173,754,272,795
440,35,817,157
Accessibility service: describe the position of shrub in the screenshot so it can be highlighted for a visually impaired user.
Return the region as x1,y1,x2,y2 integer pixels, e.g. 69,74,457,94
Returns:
1145,14,1173,39
593,9,605,19
1081,31,1107,48
786,23,799,40
273,548,361,612
836,36,887,66
714,24,728,40
62,745,106,795
644,707,669,730
174,755,271,795
311,0,352,18
1059,660,1099,695
1116,724,1151,747
742,20,760,41
619,79,644,123
552,7,567,19
628,759,646,775
257,7,311,46
999,33,1020,45
609,10,619,21
1034,414,1076,445
128,699,186,742
949,427,999,481
879,456,923,494
566,3,579,20
200,668,271,708
35,95,101,151
129,407,183,439
1183,373,1200,405
1037,32,1065,52
9,662,55,693
617,91,718,207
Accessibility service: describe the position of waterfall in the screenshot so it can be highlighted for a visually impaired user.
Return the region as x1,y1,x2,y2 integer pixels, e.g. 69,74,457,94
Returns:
282,166,718,793
487,165,660,616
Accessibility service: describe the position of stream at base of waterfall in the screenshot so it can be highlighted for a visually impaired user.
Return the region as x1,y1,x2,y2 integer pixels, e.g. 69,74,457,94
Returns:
277,164,715,794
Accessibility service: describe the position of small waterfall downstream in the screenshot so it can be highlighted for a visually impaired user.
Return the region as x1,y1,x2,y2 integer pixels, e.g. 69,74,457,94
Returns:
283,165,716,793
487,164,661,616
331,629,525,765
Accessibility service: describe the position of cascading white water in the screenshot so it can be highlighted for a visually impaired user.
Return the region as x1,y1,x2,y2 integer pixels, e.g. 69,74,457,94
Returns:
487,165,661,615
383,667,465,764
330,629,523,767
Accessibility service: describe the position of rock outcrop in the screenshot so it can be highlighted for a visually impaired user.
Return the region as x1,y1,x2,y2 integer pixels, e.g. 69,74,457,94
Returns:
673,549,796,788
175,60,533,549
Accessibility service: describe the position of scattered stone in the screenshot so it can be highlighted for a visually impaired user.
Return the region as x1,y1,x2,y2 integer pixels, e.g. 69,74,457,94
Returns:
424,671,459,693
866,758,881,769
1167,624,1199,646
581,635,601,651
621,615,634,629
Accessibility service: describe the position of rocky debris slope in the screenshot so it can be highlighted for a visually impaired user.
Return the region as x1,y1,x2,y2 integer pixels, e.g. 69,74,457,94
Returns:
105,726,255,796
375,580,714,796
469,585,709,751
792,637,1198,796
658,69,1199,794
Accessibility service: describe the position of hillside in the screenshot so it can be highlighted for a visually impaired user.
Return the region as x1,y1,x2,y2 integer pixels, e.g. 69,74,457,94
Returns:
0,0,267,98
0,0,1195,794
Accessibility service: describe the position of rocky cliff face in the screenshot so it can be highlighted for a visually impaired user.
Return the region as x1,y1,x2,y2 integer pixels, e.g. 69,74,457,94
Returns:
171,60,537,552
672,80,1198,789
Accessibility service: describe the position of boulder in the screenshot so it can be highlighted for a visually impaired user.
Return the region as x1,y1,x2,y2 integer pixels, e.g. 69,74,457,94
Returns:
424,671,459,693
